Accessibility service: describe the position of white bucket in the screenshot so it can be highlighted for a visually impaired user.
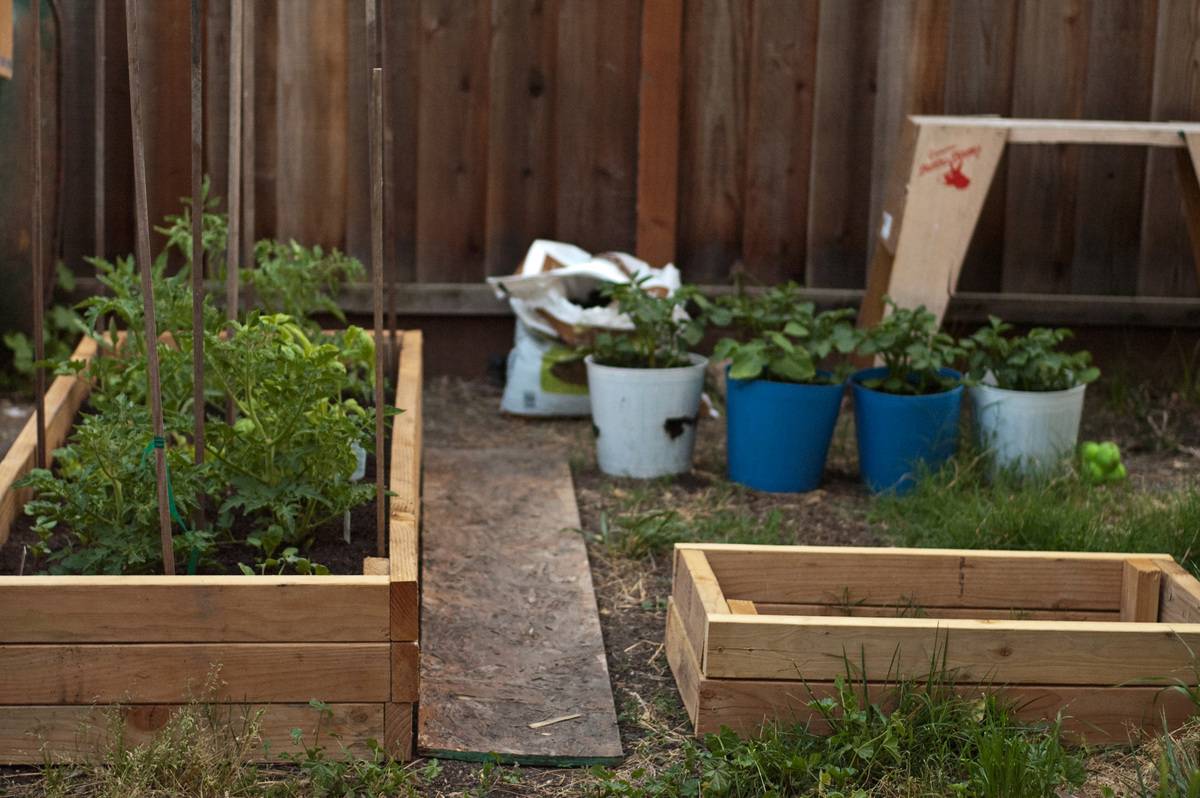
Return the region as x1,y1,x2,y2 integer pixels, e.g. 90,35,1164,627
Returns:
970,382,1086,474
585,354,707,478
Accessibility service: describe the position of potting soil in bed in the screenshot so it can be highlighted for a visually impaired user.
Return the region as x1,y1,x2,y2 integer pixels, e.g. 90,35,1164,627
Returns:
0,453,385,577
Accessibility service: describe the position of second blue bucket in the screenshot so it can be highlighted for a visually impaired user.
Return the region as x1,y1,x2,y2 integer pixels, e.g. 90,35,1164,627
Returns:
851,366,963,494
726,372,844,493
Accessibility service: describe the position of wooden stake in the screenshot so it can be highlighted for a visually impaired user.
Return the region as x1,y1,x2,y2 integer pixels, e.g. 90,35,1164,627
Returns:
225,0,242,322
379,0,397,375
370,66,385,558
190,0,206,511
94,0,106,258
30,0,45,470
126,0,177,575
241,0,255,269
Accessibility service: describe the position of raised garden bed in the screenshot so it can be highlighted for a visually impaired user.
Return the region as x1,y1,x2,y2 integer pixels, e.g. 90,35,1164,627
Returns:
666,543,1200,744
0,330,422,764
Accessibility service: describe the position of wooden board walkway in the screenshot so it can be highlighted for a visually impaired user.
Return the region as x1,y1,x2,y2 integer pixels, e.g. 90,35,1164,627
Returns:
418,447,623,765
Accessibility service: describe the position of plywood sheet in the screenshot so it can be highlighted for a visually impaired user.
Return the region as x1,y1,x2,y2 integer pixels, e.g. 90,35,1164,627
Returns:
418,447,622,765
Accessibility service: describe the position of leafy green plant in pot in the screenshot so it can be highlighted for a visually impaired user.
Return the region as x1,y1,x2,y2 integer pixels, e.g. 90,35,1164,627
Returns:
584,279,706,478
962,317,1099,475
710,283,859,492
852,300,965,493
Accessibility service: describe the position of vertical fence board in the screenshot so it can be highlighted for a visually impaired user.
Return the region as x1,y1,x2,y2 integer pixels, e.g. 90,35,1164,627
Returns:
345,0,370,264
555,0,641,255
275,0,348,250
204,0,231,215
677,0,749,283
383,1,419,284
59,0,99,272
806,0,880,289
943,0,1017,292
485,0,558,276
741,0,819,284
1139,0,1200,297
415,0,489,282
1002,0,1090,294
138,1,191,247
1070,0,1158,295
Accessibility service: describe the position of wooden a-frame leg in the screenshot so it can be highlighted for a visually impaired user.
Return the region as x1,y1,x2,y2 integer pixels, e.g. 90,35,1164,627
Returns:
1174,132,1200,288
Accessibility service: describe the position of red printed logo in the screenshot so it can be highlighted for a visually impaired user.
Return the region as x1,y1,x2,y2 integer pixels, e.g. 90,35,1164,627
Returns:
919,144,980,191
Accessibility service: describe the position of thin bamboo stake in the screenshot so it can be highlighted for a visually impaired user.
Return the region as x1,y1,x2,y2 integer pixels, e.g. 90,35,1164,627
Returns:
190,0,206,515
225,0,242,323
370,66,385,558
241,0,254,269
224,0,242,426
94,0,106,258
31,0,45,470
125,0,176,575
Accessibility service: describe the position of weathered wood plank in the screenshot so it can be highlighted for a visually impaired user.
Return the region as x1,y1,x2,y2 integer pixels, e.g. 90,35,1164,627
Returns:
691,544,1158,611
554,0,641,255
635,0,684,267
704,615,1200,684
1138,0,1200,297
1001,0,1090,293
806,0,880,289
0,703,386,765
0,576,388,643
415,0,489,281
485,0,557,275
0,643,390,704
741,0,819,283
418,448,622,764
676,0,750,282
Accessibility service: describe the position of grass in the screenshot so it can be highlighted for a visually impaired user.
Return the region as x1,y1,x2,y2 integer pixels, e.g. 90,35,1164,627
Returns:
583,653,1086,797
871,454,1200,572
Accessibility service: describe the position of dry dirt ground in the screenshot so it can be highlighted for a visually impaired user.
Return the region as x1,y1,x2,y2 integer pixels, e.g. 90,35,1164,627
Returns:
418,374,1200,797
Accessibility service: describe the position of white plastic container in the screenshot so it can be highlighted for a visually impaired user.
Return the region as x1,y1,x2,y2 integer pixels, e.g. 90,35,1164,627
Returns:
970,382,1086,474
585,354,707,478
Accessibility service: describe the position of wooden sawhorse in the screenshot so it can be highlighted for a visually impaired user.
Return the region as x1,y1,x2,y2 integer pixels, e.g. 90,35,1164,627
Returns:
858,116,1200,328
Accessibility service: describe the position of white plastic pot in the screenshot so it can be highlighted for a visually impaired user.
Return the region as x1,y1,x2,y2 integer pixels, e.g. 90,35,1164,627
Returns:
969,382,1086,474
585,354,707,478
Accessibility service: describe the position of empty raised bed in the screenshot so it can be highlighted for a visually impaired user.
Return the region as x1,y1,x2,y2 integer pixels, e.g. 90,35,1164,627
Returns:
0,330,422,764
666,543,1200,743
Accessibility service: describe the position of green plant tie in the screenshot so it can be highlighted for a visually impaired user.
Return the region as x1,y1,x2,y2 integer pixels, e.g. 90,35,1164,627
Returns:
141,435,200,575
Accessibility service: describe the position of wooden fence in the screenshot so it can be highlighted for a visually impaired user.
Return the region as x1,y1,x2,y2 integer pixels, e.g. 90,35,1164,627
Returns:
51,0,1200,314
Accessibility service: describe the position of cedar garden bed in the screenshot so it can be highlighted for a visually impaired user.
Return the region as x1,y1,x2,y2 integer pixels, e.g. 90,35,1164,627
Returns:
0,331,422,764
667,543,1200,744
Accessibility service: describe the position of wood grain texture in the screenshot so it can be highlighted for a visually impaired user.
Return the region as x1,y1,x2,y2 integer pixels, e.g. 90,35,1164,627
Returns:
1158,560,1200,623
749,602,1117,622
806,0,880,289
0,643,390,703
693,543,1159,611
677,0,750,282
382,0,420,284
415,0,490,281
942,0,1018,291
486,0,558,275
0,576,388,643
1070,0,1158,295
665,599,1194,744
391,641,420,702
1138,0,1200,297
705,615,1200,684
741,0,819,283
389,330,422,641
1121,558,1164,623
1002,0,1090,293
384,702,415,761
275,0,348,250
0,703,385,765
636,0,684,267
555,0,641,255
0,336,97,547
671,548,729,667
418,448,622,764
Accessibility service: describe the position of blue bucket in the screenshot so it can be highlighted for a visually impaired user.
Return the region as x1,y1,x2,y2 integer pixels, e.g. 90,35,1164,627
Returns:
726,371,845,493
851,367,963,494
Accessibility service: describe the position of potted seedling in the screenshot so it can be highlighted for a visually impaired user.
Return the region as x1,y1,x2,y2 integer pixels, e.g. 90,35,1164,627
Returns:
962,317,1099,474
852,300,965,493
584,279,706,478
710,283,859,492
